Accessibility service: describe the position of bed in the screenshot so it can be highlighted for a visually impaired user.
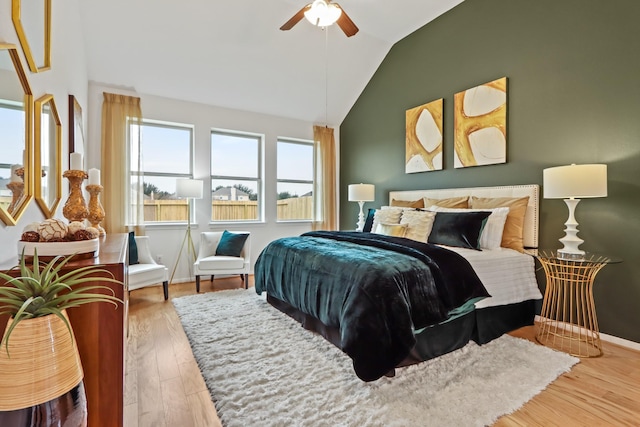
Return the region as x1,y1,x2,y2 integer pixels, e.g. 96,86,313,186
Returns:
255,185,542,381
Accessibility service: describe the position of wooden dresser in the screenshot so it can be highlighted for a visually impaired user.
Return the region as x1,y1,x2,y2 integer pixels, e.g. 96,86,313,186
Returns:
0,233,128,427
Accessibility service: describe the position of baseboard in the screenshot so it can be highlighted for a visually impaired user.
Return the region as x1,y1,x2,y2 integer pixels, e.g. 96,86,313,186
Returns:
535,315,640,351
169,275,252,285
169,277,195,285
599,331,640,351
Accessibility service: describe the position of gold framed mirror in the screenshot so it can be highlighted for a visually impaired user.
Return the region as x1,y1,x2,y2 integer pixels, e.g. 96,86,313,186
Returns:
12,0,52,73
0,43,34,226
35,94,62,218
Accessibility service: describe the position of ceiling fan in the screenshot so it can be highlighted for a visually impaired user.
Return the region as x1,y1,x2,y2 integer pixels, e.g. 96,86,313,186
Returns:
280,0,359,37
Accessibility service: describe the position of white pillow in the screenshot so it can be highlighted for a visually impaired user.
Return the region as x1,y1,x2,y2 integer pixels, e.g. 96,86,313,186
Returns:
399,210,436,243
371,207,404,233
427,206,510,250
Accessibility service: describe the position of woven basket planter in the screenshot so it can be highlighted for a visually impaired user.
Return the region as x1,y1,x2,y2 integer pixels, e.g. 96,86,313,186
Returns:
0,310,84,411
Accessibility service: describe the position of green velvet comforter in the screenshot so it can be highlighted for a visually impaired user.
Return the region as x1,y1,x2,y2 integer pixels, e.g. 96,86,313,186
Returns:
254,231,489,381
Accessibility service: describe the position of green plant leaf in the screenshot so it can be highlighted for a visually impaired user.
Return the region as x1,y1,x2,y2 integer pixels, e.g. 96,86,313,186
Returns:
0,250,124,353
2,296,35,355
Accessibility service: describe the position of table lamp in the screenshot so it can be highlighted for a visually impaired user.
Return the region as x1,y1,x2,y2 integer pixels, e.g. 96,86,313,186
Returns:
543,164,607,259
348,183,375,231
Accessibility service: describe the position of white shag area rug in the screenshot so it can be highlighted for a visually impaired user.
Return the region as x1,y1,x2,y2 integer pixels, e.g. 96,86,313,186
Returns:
173,289,578,427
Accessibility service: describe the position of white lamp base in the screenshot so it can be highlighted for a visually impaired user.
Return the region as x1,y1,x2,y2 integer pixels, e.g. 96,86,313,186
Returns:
356,201,365,232
557,198,585,259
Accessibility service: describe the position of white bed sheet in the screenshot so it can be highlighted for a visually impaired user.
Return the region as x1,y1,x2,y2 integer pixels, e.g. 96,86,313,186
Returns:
441,246,542,309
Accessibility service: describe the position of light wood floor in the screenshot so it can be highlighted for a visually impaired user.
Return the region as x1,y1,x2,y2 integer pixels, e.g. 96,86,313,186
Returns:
126,277,640,427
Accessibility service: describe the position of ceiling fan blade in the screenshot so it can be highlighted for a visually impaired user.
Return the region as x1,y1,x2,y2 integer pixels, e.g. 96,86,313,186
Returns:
335,5,359,37
280,5,312,31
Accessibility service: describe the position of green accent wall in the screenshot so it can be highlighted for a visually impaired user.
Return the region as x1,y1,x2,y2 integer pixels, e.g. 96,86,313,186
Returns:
340,0,640,343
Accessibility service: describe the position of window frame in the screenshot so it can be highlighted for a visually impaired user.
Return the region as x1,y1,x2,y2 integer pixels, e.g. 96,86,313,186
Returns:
276,137,315,223
210,128,263,223
128,118,195,225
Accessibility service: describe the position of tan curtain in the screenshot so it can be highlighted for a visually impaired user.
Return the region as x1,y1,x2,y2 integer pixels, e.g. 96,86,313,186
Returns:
100,92,144,234
311,125,337,231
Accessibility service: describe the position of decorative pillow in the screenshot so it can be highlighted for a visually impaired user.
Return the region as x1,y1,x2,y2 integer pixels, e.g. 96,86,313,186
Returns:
370,207,404,234
429,206,509,250
362,208,376,232
215,231,249,257
399,209,436,243
469,196,530,252
374,223,408,237
423,196,469,209
427,211,491,250
128,231,139,265
391,198,425,209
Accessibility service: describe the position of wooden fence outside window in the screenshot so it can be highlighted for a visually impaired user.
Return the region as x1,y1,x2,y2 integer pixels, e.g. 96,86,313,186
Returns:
142,196,312,222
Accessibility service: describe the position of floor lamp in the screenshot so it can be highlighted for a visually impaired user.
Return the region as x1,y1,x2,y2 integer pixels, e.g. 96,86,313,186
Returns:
170,178,203,284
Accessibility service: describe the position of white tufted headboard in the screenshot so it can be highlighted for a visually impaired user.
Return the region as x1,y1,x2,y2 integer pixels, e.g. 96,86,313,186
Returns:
388,185,539,249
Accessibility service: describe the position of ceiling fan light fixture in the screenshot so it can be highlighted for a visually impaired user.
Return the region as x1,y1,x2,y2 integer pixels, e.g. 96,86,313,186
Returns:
304,0,342,27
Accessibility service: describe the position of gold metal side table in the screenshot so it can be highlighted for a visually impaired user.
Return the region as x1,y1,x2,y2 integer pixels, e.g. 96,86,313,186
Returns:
534,251,621,358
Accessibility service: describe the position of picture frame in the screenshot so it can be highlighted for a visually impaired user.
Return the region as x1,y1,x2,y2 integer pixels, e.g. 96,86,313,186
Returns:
68,94,85,165
454,77,507,168
405,98,443,173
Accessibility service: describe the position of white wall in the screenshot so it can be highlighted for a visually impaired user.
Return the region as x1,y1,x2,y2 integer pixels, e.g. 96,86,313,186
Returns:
1,0,340,279
87,82,333,284
0,0,88,266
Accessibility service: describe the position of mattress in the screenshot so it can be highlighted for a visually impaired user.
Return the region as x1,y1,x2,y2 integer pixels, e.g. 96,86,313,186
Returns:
442,246,542,309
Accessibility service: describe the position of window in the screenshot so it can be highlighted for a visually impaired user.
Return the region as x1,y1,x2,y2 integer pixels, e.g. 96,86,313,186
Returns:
211,130,262,222
277,138,314,221
129,120,193,223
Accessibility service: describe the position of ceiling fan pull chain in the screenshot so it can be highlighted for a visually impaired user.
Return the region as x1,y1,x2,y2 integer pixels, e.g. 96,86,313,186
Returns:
325,26,329,125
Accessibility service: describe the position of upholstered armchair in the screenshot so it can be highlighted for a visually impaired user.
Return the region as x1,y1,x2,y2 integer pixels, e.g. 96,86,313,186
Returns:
128,235,169,300
193,231,251,292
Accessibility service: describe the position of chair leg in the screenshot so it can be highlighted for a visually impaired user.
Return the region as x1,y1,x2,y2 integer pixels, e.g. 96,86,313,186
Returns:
196,275,200,293
243,274,248,289
210,275,214,282
162,281,169,300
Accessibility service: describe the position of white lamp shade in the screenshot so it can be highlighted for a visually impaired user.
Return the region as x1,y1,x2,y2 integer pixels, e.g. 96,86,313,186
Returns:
176,179,203,199
543,164,607,199
304,0,342,27
348,183,375,202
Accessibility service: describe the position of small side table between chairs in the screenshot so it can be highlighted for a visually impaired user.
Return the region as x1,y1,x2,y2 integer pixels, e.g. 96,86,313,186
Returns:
535,251,621,358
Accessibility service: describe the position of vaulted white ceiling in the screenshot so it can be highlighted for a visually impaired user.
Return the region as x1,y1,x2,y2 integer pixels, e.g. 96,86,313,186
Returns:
78,0,463,126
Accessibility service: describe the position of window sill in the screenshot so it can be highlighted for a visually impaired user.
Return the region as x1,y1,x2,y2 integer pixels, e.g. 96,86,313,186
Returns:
137,222,202,230
208,220,265,227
